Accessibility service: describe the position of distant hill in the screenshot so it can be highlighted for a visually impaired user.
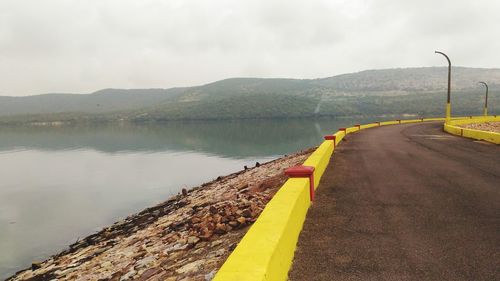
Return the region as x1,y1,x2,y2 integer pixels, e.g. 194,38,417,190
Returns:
315,67,500,92
1,67,499,123
0,89,175,116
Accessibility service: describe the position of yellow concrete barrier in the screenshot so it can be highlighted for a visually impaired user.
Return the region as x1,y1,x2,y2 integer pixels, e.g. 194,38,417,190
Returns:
213,177,310,281
462,128,500,144
214,115,493,281
360,123,379,130
345,126,359,134
423,117,446,121
444,115,500,144
333,130,345,145
400,119,423,124
443,123,462,136
214,139,334,281
380,120,399,126
303,140,334,188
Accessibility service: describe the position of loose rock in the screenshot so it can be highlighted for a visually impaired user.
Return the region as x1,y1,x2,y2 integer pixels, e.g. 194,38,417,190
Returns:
8,148,314,281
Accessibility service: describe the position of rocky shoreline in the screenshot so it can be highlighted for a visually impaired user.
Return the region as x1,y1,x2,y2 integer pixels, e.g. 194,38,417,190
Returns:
8,148,314,281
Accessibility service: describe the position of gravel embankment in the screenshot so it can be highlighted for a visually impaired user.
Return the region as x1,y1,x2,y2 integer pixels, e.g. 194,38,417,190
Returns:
8,148,314,281
461,122,500,133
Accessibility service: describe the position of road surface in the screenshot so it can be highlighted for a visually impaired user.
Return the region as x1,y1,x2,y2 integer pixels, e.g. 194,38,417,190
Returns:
289,122,500,281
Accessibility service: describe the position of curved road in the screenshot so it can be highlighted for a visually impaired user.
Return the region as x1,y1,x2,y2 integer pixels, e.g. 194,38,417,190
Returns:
289,122,500,281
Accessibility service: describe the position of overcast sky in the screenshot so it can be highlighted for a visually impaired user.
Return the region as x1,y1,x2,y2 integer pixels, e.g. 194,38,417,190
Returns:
1,0,499,96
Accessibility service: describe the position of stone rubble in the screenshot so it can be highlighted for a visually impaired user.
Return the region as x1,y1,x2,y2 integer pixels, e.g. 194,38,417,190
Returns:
461,121,500,133
8,148,314,281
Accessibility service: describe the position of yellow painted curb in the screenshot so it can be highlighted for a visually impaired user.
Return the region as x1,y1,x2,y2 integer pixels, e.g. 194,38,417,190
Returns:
213,115,492,281
444,116,500,144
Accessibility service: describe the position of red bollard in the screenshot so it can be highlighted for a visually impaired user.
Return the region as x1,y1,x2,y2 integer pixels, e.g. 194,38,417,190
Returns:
285,165,315,201
355,124,361,130
324,135,336,148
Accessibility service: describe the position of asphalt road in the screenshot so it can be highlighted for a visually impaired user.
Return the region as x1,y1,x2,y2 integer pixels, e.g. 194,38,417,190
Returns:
288,122,500,281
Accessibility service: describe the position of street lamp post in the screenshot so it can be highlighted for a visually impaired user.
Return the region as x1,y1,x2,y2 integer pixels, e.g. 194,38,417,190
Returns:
478,81,488,116
435,51,452,122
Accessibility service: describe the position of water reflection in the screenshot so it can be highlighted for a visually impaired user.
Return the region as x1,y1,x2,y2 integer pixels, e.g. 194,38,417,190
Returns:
0,118,378,157
0,117,381,277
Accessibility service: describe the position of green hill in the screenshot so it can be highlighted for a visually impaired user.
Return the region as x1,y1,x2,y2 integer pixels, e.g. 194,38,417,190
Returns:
1,67,499,124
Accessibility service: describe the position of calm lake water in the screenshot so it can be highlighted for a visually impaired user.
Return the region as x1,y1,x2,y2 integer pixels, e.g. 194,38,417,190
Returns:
0,117,389,277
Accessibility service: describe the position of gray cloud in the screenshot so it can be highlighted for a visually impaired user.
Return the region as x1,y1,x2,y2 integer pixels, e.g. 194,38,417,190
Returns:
1,0,499,96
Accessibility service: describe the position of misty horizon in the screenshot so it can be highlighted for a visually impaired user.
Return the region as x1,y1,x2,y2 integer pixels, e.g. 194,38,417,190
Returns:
2,0,500,96
2,65,500,97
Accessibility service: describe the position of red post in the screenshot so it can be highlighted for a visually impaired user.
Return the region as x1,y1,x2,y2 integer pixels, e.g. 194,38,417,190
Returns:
355,124,361,130
285,165,315,201
339,128,347,135
324,135,336,148
397,119,401,124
